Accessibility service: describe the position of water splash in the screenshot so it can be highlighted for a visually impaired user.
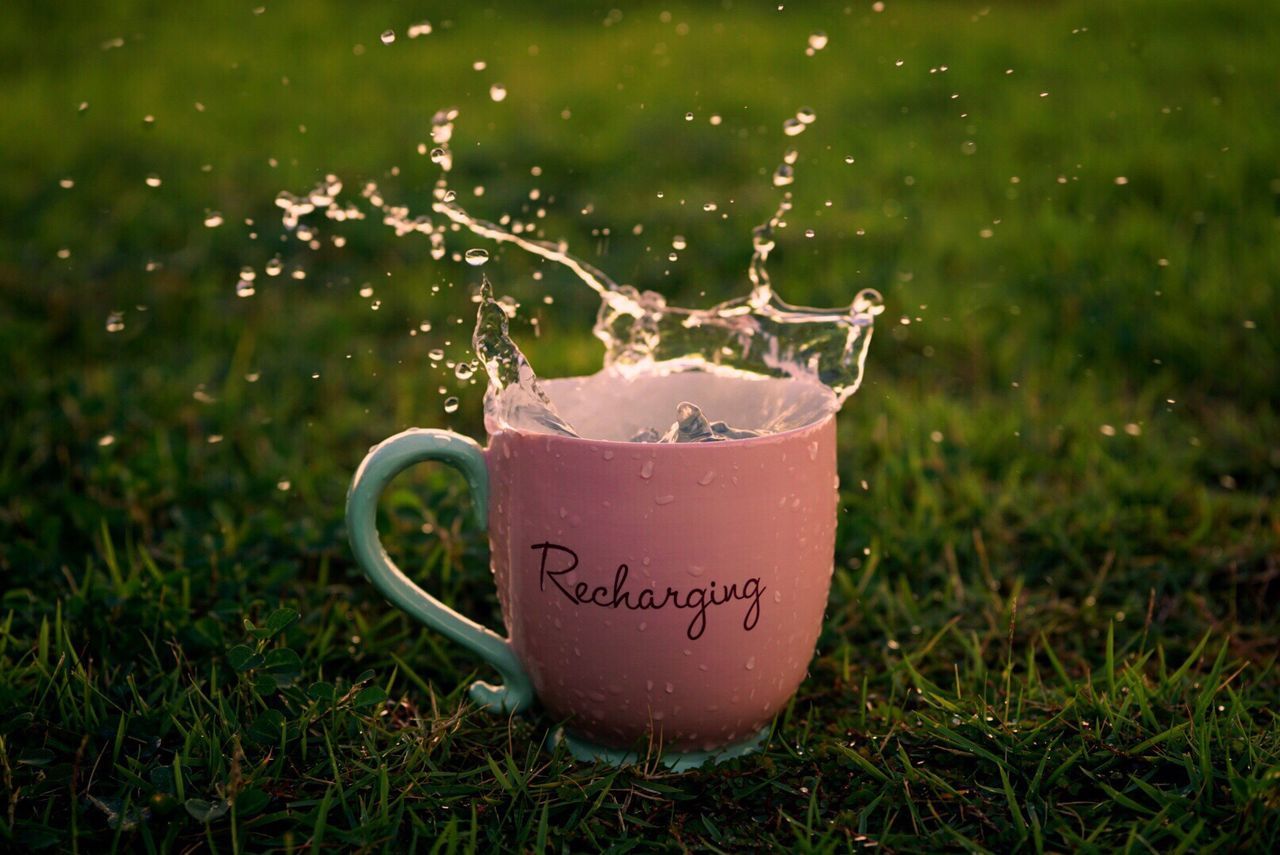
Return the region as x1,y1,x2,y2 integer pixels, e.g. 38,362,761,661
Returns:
273,107,883,441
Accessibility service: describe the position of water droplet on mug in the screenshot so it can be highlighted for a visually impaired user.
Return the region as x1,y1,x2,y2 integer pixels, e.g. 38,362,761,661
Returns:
664,682,675,694
745,656,756,670
464,248,489,266
698,471,715,486
380,29,396,45
443,396,460,413
639,460,654,479
654,494,674,505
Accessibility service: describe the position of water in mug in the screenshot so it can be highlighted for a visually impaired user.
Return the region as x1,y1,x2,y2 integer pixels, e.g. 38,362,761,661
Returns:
271,106,884,439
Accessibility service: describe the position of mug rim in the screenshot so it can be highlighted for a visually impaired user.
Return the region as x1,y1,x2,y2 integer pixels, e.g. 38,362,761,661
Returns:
485,409,836,450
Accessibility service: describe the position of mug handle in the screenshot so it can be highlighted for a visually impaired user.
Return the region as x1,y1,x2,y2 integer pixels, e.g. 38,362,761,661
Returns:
346,428,533,713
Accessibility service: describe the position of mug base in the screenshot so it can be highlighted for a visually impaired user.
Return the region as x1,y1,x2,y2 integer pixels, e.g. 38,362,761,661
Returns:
547,726,770,773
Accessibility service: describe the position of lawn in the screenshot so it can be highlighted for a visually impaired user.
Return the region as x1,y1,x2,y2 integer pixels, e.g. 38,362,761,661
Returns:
1,0,1278,850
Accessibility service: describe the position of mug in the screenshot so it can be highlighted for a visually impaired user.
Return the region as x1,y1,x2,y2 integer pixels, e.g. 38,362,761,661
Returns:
346,375,839,769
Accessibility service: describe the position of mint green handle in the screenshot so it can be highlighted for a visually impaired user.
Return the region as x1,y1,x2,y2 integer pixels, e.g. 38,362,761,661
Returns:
346,428,533,713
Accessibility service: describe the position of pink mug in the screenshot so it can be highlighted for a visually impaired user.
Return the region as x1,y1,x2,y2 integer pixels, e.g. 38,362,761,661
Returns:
346,374,839,769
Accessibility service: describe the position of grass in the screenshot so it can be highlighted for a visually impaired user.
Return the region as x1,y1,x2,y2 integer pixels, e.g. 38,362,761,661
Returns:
2,0,1278,850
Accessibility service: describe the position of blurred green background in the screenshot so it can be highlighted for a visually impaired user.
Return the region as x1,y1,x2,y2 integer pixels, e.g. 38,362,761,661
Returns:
1,0,1277,850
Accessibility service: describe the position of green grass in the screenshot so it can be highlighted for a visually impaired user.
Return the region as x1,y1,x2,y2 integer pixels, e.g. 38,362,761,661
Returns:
2,0,1279,850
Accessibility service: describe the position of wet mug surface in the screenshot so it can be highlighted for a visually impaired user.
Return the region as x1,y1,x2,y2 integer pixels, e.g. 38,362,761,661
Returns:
346,390,838,764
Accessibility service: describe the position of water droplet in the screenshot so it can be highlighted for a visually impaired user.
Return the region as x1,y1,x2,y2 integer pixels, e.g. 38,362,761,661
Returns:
408,21,432,38
961,140,977,155
430,147,452,169
688,564,705,577
844,155,855,165
745,656,756,670
59,177,75,189
796,107,816,124
702,201,717,212
752,225,775,254
145,173,162,188
105,311,125,333
668,252,679,262
489,83,507,102
804,228,815,238
806,31,829,52
698,471,715,485
265,257,283,277
772,164,795,187
655,495,675,505
443,396,460,413
671,235,687,251
782,117,805,136
464,248,489,266
684,111,694,121
664,682,675,694
235,278,255,297
639,460,654,479
380,30,396,45
98,434,116,447
203,211,224,228
455,362,475,380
